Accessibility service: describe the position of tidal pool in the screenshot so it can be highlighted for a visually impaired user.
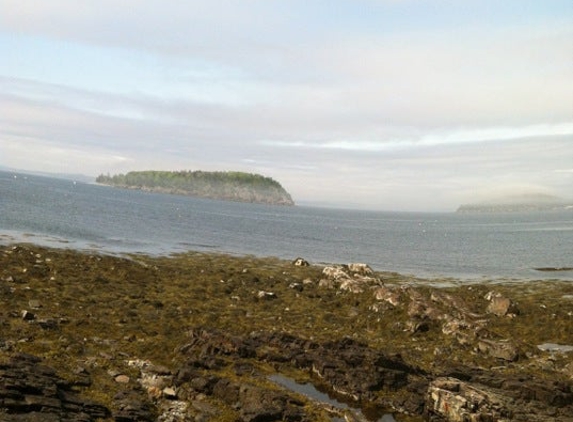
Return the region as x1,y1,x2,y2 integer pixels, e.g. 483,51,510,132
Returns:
269,374,397,422
537,343,573,353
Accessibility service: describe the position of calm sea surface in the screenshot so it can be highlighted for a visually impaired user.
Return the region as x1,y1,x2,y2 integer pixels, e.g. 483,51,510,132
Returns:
1,171,572,281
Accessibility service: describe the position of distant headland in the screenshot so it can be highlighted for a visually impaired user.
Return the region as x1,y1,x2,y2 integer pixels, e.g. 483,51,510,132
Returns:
457,193,573,213
96,170,295,206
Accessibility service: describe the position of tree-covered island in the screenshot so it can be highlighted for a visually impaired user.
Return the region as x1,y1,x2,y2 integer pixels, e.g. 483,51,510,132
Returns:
96,170,295,206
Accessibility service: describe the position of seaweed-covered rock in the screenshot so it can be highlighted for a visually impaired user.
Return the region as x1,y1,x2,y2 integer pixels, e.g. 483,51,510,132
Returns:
426,374,573,422
179,328,422,406
373,285,402,306
0,353,109,422
320,264,382,293
477,339,519,361
485,294,519,317
426,377,513,422
4,244,573,421
347,263,373,275
292,258,309,267
112,390,156,422
211,379,307,422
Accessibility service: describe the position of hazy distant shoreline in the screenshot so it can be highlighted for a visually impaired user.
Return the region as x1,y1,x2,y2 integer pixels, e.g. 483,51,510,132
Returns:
457,203,573,213
457,193,573,213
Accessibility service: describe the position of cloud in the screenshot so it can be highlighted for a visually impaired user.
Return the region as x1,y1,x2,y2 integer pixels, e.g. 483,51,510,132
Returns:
2,2,572,128
2,74,573,211
1,136,133,174
1,1,572,210
418,123,573,145
260,122,573,153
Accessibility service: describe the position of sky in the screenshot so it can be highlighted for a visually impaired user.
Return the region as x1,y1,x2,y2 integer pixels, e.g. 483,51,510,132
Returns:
1,0,572,211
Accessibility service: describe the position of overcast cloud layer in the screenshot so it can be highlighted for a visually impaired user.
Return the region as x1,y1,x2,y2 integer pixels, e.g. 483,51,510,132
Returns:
1,0,572,211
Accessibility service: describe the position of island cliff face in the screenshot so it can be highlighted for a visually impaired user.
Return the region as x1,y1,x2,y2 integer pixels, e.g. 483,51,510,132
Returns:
96,170,294,206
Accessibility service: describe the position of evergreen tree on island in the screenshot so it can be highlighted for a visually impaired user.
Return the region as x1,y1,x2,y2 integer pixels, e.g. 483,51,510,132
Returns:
96,170,295,206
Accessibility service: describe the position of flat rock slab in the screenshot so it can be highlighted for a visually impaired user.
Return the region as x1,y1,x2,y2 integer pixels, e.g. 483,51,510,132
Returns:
0,353,109,422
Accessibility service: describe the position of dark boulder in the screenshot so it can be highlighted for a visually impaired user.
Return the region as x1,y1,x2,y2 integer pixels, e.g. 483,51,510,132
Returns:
0,353,109,422
112,390,156,422
178,328,422,413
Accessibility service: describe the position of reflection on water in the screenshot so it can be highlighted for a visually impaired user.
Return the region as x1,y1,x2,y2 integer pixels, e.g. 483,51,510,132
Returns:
269,374,397,422
537,343,573,353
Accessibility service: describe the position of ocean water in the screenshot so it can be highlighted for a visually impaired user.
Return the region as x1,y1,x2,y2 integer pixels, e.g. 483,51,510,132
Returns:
1,170,572,281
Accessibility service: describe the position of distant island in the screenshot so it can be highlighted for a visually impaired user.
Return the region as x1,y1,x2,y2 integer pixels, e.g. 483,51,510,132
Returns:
96,170,295,206
457,193,572,213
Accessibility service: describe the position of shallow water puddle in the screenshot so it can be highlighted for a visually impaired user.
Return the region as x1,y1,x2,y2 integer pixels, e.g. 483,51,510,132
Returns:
269,374,397,422
537,343,573,353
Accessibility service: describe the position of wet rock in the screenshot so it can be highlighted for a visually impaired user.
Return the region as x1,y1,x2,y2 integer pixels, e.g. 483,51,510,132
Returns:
187,375,219,394
292,257,309,267
406,294,442,321
430,291,475,317
442,318,471,337
563,362,573,379
210,376,306,422
0,339,15,352
191,399,220,421
175,314,573,420
288,282,303,291
322,266,348,280
310,337,415,399
257,290,277,300
71,366,92,387
339,278,364,293
426,377,513,422
406,320,431,334
318,279,334,288
115,374,131,383
125,357,179,418
113,390,156,422
426,373,573,422
374,286,402,306
212,377,240,403
37,318,59,330
347,263,373,275
0,353,110,421
157,400,191,422
486,292,518,317
321,264,381,293
21,310,35,320
28,299,42,309
477,339,519,361
402,287,524,365
238,384,306,422
162,387,177,399
144,373,169,389
179,328,420,405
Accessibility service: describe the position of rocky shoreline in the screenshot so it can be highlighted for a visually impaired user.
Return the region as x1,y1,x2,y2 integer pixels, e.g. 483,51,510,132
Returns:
1,244,573,421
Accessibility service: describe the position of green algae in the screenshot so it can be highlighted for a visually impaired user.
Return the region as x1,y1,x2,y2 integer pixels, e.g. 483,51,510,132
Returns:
1,244,572,421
